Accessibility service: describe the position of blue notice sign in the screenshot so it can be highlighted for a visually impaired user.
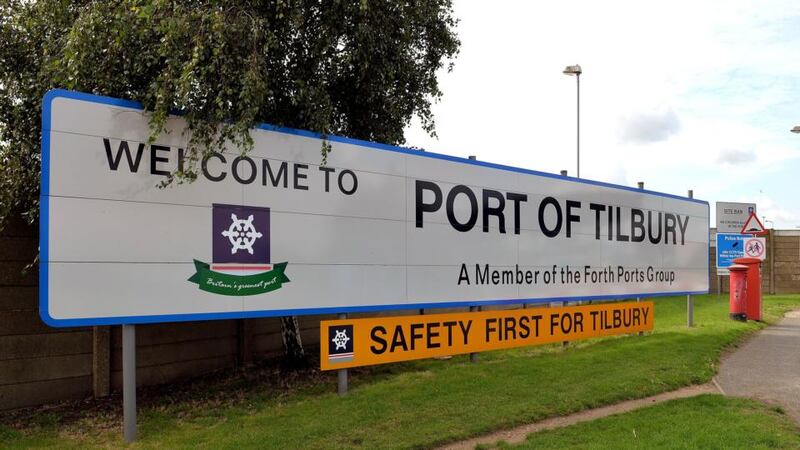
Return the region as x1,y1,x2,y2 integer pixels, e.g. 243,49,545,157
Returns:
716,233,747,274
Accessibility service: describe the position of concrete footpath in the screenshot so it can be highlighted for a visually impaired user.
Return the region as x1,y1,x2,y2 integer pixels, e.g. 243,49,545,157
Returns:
715,310,800,424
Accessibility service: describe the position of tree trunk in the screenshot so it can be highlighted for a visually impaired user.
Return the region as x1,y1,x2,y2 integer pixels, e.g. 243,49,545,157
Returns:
280,316,306,366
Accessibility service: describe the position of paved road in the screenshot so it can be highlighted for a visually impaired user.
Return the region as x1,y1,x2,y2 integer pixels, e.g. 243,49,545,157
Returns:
716,310,800,424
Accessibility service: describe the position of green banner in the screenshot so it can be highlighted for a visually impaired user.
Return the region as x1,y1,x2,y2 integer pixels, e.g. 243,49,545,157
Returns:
188,260,290,296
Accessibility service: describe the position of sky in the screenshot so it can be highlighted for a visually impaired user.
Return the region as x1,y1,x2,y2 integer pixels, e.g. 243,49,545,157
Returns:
404,0,800,229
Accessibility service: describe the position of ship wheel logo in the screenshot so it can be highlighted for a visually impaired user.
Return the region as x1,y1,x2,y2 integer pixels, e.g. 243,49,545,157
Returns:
221,213,263,255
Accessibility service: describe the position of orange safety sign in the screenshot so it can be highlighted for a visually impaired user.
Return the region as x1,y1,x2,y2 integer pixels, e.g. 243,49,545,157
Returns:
320,301,653,370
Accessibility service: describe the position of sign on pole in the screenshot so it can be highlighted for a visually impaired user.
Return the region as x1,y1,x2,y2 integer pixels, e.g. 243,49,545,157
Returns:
740,212,767,236
321,301,654,370
743,237,767,260
716,233,766,274
41,90,710,327
716,233,743,275
716,202,756,233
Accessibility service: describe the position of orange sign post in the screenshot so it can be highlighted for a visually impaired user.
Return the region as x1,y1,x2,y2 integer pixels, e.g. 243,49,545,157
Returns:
321,301,653,370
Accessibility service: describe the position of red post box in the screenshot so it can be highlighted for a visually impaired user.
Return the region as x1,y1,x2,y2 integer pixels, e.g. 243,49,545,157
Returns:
728,264,748,321
733,257,762,321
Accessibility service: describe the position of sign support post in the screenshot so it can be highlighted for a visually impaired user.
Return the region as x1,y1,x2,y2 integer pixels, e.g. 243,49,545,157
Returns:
469,156,483,363
769,230,775,294
122,324,137,442
636,182,645,335
687,189,694,328
337,313,348,396
469,306,479,363
636,297,643,336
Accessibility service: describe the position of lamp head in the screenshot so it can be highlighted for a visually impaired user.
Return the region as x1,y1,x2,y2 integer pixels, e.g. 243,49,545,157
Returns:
791,125,800,134
563,64,582,76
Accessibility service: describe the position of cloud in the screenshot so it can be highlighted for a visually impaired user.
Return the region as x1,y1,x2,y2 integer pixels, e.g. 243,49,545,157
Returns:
717,148,756,165
403,1,800,227
751,193,800,226
618,108,681,144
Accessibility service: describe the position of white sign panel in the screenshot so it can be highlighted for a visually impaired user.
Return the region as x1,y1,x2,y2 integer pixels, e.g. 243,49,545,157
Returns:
716,202,756,233
744,237,767,260
41,90,710,326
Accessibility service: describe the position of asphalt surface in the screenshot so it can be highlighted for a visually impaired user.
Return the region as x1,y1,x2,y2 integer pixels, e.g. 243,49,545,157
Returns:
716,310,800,424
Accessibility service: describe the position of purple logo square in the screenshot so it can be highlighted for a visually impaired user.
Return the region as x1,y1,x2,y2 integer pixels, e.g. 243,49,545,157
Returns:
212,204,270,264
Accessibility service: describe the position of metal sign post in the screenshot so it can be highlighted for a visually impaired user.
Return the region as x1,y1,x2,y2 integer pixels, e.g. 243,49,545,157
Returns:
637,182,645,335
122,324,137,442
469,306,479,363
337,313,348,396
637,297,643,336
687,190,694,328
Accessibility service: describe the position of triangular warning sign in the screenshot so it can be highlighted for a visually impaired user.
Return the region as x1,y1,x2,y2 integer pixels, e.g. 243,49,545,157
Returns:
740,212,767,235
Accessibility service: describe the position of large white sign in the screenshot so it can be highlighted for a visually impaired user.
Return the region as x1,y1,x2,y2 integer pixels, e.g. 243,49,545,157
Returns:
41,90,710,326
716,201,756,233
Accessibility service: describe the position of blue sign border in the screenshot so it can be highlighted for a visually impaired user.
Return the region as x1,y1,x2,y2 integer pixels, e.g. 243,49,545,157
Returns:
40,89,711,327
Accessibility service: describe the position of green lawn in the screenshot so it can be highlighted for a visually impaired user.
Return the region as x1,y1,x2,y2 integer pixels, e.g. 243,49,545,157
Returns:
2,294,799,449
502,395,800,450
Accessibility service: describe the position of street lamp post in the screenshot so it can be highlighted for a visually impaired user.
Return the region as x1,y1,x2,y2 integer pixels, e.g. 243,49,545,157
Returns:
563,64,582,178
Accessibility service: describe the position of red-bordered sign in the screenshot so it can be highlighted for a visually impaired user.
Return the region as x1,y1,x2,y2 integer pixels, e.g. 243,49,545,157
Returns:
740,212,767,236
744,237,766,260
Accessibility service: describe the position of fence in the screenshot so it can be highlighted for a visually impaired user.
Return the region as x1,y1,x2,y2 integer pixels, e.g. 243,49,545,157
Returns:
2,220,799,411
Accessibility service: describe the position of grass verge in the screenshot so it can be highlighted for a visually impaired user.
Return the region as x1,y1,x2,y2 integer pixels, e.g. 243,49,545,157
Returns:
499,394,800,449
2,294,799,449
